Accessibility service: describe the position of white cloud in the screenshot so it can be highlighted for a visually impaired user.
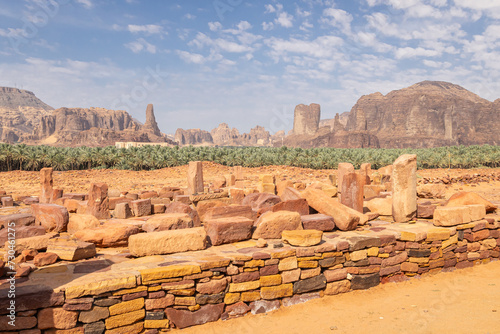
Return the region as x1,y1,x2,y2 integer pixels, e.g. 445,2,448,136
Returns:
300,21,313,31
322,8,353,34
423,59,452,68
264,4,276,13
184,13,196,20
237,21,252,31
76,0,93,9
275,12,294,28
366,12,411,39
124,38,156,54
208,22,222,31
453,0,500,10
176,50,206,64
395,46,440,59
266,35,344,60
127,24,164,35
263,22,274,31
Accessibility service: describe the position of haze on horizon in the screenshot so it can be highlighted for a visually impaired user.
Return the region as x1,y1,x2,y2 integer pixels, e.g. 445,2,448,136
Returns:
0,0,499,135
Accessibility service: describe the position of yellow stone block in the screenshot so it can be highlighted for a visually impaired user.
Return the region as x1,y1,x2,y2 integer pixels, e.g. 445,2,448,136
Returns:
244,267,259,272
171,288,195,296
350,250,367,262
378,253,390,258
426,228,451,242
199,257,231,270
455,222,475,230
229,280,261,293
241,290,261,302
188,304,201,311
148,285,162,292
106,322,143,334
322,186,338,198
409,257,430,264
112,285,147,296
175,296,196,306
260,174,275,183
144,319,170,329
105,309,145,329
367,247,379,257
224,292,240,304
109,298,144,316
258,183,276,194
260,274,282,287
322,252,343,258
244,259,265,268
140,264,201,283
298,260,318,269
65,275,137,299
261,284,293,300
399,231,426,242
271,250,296,259
278,257,298,271
442,234,458,250
297,256,322,261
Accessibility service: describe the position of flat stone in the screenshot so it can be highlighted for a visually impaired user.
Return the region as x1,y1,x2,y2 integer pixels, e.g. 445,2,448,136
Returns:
325,280,351,295
282,292,321,307
105,309,145,329
434,205,486,227
250,300,280,314
109,298,144,316
38,307,78,330
204,217,254,246
83,321,105,334
142,213,194,232
282,230,323,247
129,227,207,257
32,203,69,233
165,303,224,329
0,213,35,229
140,264,201,283
46,238,96,261
260,284,293,300
74,223,140,247
67,214,100,235
131,199,152,217
0,285,64,315
300,214,335,231
79,306,110,323
252,210,303,239
293,274,326,294
351,273,380,290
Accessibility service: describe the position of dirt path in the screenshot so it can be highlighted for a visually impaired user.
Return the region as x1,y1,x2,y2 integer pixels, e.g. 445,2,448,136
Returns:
180,261,500,334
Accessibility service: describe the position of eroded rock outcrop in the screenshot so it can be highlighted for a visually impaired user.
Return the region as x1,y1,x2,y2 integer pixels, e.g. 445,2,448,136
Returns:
293,103,320,135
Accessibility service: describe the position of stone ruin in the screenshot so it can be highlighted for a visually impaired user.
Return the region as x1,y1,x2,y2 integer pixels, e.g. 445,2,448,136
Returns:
0,156,499,332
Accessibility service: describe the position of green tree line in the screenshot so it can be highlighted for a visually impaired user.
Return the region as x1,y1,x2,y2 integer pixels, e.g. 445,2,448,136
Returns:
0,143,499,172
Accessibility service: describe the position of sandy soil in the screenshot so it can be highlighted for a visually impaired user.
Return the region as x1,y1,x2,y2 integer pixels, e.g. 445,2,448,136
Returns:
180,260,500,334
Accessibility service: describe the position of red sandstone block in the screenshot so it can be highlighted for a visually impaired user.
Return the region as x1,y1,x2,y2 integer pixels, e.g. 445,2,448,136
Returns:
204,217,254,246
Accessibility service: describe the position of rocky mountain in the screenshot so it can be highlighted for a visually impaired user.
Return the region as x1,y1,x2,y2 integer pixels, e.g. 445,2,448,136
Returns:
0,87,54,143
0,87,174,147
174,128,213,146
283,81,500,148
345,81,500,147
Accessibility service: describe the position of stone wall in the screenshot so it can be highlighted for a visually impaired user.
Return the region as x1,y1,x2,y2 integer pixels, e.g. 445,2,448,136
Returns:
1,218,499,333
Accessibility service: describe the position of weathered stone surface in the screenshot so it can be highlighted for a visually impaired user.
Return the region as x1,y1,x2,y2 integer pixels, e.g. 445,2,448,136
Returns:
105,309,145,329
302,188,364,231
434,205,486,227
46,238,96,261
252,210,302,239
269,199,309,216
196,279,228,295
202,205,254,221
165,303,224,329
417,184,446,199
250,300,280,314
0,285,64,314
109,298,144,316
38,307,78,330
324,268,348,282
243,193,282,213
281,187,302,201
145,295,174,310
261,284,293,300
0,225,45,246
0,213,35,229
67,214,100,235
40,167,53,204
131,199,151,217
129,227,207,257
0,316,37,330
340,172,365,212
282,292,321,307
417,203,436,218
83,321,105,334
351,273,380,290
74,223,140,247
106,321,143,334
364,185,385,199
446,192,497,213
114,202,133,219
142,213,194,232
293,103,320,135
364,196,392,216
187,161,204,195
282,229,323,247
337,163,355,198
87,183,110,219
78,306,110,323
140,265,200,283
165,202,201,227
293,274,326,294
33,252,58,267
392,154,417,223
301,214,335,231
32,204,69,232
204,217,254,245
325,280,351,295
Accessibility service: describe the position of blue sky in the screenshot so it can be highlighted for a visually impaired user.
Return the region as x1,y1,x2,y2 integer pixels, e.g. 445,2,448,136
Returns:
0,0,499,135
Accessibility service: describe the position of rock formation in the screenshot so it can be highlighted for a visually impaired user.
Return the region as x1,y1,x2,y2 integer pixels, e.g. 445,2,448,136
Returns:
293,103,320,135
174,128,214,146
143,104,162,137
345,81,500,147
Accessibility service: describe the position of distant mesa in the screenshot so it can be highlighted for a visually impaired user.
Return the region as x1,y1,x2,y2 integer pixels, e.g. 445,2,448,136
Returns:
1,80,499,148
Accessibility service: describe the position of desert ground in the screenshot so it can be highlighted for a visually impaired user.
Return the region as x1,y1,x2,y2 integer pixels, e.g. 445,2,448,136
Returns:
1,163,500,333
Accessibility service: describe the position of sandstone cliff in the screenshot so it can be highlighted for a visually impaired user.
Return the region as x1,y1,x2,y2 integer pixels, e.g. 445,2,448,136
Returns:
293,103,320,135
174,128,214,146
345,81,500,147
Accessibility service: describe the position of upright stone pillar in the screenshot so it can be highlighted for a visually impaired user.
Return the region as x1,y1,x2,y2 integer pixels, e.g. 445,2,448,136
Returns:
392,154,417,223
40,167,53,204
340,172,365,213
87,183,110,219
188,161,204,195
233,166,243,180
359,163,372,185
337,163,354,200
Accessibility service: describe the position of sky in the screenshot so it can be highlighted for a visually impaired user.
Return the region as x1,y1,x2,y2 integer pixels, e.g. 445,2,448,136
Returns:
0,0,499,135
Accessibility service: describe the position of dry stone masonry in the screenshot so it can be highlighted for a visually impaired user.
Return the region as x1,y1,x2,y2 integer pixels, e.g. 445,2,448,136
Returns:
1,155,499,333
